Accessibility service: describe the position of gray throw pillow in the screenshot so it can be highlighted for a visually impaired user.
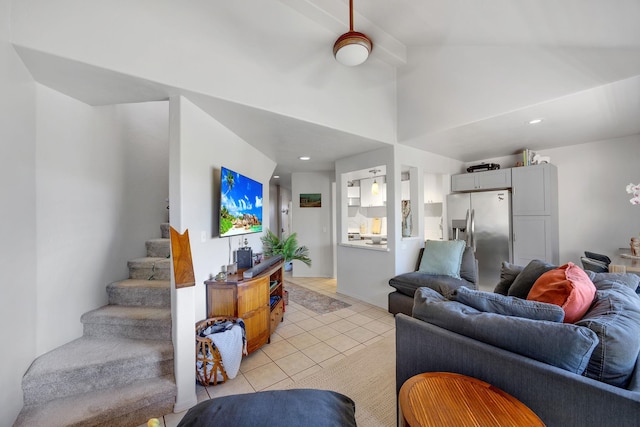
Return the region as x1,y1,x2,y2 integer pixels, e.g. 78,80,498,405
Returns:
493,261,524,295
454,286,565,322
459,246,478,285
576,282,640,388
413,287,598,374
507,259,556,299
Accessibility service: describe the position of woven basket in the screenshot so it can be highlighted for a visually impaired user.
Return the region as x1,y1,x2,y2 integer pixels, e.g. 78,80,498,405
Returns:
195,316,239,386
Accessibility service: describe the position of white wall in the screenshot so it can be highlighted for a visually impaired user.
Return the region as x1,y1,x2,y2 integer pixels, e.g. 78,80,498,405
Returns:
280,186,292,238
0,0,37,422
393,145,463,274
291,172,333,278
35,87,169,354
551,136,640,263
335,147,396,307
468,135,640,266
169,96,276,410
335,145,465,308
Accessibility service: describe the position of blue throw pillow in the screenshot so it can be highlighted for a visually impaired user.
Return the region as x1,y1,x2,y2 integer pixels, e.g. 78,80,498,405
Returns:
585,271,640,292
576,281,640,388
454,286,565,322
418,240,466,279
413,287,598,374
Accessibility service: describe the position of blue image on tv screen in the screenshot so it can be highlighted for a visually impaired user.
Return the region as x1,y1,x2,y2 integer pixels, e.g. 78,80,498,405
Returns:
219,166,263,238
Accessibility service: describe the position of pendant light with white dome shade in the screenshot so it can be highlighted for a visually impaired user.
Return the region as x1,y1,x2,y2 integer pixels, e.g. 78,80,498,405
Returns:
333,0,372,66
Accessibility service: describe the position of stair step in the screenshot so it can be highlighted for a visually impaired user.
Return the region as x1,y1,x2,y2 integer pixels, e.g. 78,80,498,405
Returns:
146,238,170,258
107,279,170,307
128,257,171,280
81,305,171,340
161,223,170,239
21,336,174,407
16,375,176,427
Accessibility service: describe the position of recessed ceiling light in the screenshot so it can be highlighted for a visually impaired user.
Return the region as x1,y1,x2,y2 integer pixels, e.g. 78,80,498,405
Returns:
528,118,543,125
299,156,311,161
273,175,280,179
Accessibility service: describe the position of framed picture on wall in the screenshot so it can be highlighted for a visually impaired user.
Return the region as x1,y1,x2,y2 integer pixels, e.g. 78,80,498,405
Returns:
300,193,321,208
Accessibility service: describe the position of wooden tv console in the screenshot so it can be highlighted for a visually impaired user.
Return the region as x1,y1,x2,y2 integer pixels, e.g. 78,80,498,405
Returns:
204,259,284,354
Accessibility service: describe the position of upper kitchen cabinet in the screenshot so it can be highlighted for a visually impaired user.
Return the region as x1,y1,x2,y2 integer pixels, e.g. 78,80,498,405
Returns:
360,177,386,207
451,169,511,192
424,173,443,203
511,163,559,266
347,184,360,206
512,164,558,216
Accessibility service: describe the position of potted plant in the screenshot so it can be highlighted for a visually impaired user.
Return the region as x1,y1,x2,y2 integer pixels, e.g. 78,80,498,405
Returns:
260,229,311,270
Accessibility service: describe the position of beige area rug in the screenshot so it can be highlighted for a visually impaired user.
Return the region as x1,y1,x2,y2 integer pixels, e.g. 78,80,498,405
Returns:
282,336,396,427
285,281,351,314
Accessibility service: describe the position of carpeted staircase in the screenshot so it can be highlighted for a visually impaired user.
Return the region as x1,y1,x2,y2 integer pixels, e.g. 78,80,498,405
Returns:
15,224,176,427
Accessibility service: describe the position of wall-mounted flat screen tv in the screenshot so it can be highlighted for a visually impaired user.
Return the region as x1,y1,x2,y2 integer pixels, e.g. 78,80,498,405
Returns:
219,166,263,238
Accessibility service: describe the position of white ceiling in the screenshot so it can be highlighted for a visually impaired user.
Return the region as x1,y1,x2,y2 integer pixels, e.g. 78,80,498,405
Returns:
13,0,640,188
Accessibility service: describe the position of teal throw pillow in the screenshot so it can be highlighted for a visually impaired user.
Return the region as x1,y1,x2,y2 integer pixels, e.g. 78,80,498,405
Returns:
418,240,466,279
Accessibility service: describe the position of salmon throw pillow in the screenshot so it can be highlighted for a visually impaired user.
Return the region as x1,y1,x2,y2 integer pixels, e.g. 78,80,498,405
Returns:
527,262,596,323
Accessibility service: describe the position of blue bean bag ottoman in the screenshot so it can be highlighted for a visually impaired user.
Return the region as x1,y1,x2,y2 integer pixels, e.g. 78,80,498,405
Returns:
177,389,357,427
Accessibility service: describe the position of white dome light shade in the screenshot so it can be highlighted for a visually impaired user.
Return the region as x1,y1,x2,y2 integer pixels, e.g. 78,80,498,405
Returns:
333,32,372,66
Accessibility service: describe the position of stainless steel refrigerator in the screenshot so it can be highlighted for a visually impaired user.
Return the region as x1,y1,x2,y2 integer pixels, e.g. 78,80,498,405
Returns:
446,190,512,291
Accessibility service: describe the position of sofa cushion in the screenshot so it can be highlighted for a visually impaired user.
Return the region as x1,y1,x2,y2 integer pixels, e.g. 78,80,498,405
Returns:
459,246,478,285
413,287,598,374
493,261,525,295
575,281,640,388
585,271,640,292
507,259,556,299
418,240,466,279
389,272,472,299
527,262,597,323
454,286,565,322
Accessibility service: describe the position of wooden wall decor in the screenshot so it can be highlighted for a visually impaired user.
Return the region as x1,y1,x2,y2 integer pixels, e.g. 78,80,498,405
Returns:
170,227,196,288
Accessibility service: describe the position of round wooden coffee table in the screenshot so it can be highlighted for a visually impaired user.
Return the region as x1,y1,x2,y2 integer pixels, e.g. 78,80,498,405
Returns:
399,372,545,426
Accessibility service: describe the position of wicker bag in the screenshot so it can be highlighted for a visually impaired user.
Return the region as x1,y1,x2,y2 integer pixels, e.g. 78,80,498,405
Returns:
195,317,240,386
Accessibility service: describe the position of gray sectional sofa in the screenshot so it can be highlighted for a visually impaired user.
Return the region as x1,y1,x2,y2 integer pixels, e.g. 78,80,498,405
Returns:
388,246,478,316
395,265,640,427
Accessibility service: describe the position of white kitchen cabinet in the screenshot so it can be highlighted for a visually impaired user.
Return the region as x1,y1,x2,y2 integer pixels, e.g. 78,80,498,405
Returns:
512,164,557,216
511,164,559,265
424,173,443,203
512,216,558,266
347,186,360,206
347,186,360,199
451,169,511,192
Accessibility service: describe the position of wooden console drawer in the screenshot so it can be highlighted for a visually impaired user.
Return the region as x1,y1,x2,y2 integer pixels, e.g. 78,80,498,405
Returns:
270,299,284,333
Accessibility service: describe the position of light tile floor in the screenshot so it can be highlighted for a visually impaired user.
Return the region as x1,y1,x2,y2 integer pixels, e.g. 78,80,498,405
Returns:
155,274,395,427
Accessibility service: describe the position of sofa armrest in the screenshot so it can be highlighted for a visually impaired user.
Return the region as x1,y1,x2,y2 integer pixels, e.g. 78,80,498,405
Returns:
395,314,640,427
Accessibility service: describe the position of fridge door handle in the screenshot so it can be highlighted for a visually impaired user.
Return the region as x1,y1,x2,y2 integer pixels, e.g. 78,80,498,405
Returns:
470,209,476,252
464,209,471,245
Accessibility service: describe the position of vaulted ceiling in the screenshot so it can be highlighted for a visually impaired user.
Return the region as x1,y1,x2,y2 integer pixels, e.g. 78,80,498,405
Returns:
12,0,640,188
